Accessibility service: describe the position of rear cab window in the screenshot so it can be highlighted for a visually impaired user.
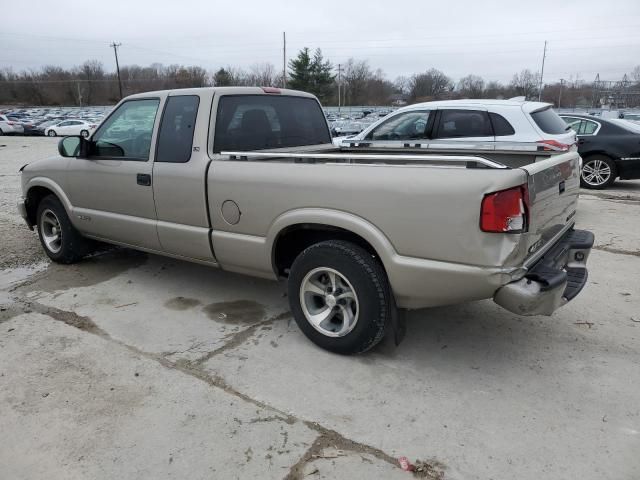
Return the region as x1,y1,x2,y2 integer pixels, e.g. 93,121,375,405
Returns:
213,95,331,153
530,107,569,134
156,95,200,163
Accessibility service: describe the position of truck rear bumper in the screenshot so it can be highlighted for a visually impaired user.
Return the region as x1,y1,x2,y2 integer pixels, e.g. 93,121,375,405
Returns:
494,229,594,316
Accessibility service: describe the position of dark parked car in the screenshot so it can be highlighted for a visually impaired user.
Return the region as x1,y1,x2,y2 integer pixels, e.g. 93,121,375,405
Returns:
560,114,640,189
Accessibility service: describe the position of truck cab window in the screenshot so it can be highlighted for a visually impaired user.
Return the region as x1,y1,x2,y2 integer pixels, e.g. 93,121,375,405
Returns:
156,95,200,163
214,95,330,152
90,99,160,160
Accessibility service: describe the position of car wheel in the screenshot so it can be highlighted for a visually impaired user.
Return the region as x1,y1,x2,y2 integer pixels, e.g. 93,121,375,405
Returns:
580,155,617,189
80,129,89,138
288,240,391,354
47,130,57,137
36,195,89,264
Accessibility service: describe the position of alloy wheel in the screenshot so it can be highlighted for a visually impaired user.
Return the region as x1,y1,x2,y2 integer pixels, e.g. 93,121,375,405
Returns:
582,159,612,187
40,209,63,253
299,267,359,337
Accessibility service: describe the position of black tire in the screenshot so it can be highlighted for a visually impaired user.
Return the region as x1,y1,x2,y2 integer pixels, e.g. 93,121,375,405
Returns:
36,195,89,264
80,129,89,138
47,130,56,137
580,155,617,189
288,240,392,354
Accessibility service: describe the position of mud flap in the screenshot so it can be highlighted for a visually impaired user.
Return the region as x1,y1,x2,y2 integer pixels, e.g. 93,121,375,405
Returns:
389,293,406,346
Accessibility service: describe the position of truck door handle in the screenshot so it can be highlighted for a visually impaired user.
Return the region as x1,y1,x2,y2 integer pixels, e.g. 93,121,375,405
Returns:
578,139,585,145
136,173,151,186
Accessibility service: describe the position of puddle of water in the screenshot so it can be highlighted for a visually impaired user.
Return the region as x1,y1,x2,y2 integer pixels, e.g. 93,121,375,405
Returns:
0,262,48,305
0,262,48,291
203,300,265,324
165,296,202,310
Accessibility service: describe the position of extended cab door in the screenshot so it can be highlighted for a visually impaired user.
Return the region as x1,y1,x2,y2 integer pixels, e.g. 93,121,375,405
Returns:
151,91,216,262
428,108,495,149
65,97,163,250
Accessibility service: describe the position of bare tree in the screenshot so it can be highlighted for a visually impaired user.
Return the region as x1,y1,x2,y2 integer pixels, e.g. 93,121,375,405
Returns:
343,59,372,105
249,63,277,86
409,69,452,101
457,74,485,98
510,69,539,99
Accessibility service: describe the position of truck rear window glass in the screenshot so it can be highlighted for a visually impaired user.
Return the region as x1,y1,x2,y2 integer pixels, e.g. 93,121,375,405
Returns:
156,95,200,163
489,112,515,136
530,107,569,134
214,95,331,152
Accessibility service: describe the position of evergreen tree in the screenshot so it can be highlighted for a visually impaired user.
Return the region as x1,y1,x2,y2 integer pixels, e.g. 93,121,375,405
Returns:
310,49,334,103
214,68,232,86
288,48,313,92
288,48,335,102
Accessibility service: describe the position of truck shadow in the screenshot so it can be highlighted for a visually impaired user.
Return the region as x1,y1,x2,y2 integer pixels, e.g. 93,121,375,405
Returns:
368,301,585,373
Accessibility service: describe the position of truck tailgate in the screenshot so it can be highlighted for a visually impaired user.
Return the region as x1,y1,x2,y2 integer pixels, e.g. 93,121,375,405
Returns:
520,151,581,264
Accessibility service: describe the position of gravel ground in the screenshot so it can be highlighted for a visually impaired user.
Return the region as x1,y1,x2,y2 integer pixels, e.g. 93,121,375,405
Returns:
1,136,639,480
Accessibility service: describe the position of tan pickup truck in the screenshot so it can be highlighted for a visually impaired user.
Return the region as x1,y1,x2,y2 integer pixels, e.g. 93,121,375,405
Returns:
18,87,593,354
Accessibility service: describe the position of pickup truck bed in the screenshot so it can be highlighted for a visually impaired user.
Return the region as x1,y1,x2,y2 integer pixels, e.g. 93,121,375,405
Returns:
18,86,594,354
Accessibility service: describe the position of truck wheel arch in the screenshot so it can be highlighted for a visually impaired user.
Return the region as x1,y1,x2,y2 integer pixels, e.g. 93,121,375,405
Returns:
25,180,73,227
268,209,396,278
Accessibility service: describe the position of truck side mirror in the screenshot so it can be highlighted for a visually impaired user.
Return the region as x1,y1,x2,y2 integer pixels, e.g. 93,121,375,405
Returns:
58,136,83,158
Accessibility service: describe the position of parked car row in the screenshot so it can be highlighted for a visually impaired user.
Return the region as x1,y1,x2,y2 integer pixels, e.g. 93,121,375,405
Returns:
333,99,640,189
0,106,109,136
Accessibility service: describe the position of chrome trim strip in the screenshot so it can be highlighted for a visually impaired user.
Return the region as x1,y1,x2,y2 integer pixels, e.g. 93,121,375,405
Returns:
221,151,507,169
620,157,640,161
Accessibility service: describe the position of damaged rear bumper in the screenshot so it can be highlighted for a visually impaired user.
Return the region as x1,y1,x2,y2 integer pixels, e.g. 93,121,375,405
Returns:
494,229,594,316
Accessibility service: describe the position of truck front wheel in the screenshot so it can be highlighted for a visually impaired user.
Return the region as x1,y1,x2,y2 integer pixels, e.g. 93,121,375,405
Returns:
36,195,89,264
287,240,391,354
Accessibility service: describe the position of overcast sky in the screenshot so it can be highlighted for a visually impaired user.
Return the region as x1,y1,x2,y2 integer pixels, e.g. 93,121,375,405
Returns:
2,0,639,84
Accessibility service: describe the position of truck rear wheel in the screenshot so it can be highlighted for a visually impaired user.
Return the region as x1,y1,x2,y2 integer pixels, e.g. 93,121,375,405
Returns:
287,240,391,354
36,195,89,264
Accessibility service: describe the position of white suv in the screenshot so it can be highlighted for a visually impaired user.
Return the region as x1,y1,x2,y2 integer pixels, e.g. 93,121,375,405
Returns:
335,99,576,152
0,114,25,135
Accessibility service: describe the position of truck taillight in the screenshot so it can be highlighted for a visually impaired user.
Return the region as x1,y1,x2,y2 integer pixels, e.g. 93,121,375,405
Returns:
480,185,529,233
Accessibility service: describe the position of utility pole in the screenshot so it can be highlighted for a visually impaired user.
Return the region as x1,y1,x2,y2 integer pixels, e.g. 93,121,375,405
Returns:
110,42,123,99
282,32,286,88
538,40,547,101
337,64,342,114
558,78,564,108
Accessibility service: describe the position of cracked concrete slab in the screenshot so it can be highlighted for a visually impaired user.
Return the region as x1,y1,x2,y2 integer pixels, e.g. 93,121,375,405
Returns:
200,249,640,480
20,253,290,363
0,313,318,480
